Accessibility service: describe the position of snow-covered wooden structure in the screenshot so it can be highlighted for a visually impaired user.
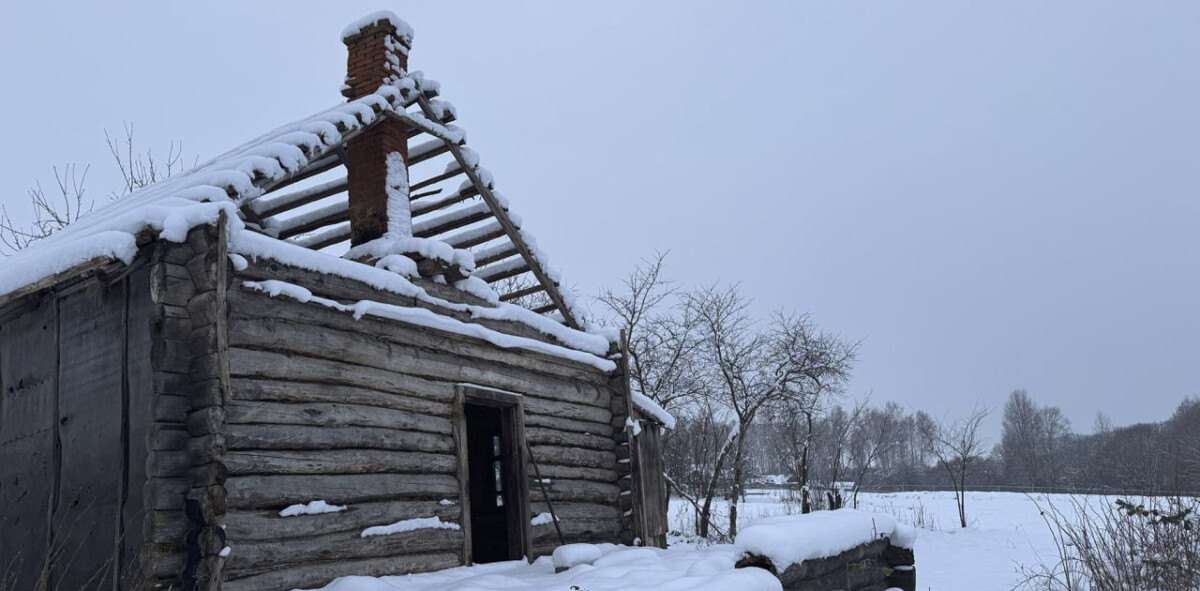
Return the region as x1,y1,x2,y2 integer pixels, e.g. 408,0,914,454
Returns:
0,12,668,590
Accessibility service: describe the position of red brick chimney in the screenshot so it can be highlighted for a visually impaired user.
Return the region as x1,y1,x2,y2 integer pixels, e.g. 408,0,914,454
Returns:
341,13,413,246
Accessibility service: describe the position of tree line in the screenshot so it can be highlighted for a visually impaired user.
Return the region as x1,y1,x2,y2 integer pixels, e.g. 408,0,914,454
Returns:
594,253,1200,535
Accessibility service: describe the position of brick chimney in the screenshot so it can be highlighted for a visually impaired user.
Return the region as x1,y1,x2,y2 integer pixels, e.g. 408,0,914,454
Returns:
341,13,413,246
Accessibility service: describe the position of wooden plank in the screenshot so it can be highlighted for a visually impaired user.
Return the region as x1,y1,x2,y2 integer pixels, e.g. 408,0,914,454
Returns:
225,474,460,508
476,256,531,283
443,220,506,250
52,284,126,590
224,552,461,591
224,449,457,476
226,400,453,434
412,202,493,239
224,500,460,541
253,176,348,218
292,221,350,250
121,267,154,586
411,185,479,217
473,243,520,268
226,424,453,454
0,296,58,590
500,284,546,302
633,423,668,548
408,138,451,165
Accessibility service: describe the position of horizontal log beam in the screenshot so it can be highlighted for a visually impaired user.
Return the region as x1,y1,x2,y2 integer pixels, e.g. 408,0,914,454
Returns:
224,500,460,541
225,473,459,508
225,449,456,476
227,423,453,454
253,177,348,218
227,400,452,434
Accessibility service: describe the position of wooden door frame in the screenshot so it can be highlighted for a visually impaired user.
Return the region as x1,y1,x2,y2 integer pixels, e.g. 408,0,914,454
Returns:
452,384,532,565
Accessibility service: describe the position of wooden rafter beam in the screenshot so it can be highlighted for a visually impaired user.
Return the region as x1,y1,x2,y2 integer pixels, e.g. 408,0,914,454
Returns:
500,284,545,302
414,93,581,329
253,176,348,218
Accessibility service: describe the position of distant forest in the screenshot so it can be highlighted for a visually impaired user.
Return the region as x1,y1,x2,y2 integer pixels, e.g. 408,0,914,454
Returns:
668,391,1200,496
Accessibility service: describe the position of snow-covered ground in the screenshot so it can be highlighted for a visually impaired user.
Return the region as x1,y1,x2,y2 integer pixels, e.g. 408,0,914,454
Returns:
309,489,1119,590
669,489,1123,591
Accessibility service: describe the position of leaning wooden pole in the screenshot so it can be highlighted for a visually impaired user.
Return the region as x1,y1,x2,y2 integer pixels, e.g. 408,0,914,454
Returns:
526,442,566,547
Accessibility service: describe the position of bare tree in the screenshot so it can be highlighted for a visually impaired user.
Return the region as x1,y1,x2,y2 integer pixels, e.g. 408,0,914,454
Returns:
847,401,903,507
919,405,990,528
686,284,856,537
0,124,189,254
0,164,92,253
596,251,704,413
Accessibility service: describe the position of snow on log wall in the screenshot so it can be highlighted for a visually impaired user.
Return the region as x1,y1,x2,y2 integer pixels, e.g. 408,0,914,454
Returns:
219,259,631,591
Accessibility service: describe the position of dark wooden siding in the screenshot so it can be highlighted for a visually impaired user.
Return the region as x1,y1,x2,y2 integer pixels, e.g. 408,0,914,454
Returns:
0,265,153,590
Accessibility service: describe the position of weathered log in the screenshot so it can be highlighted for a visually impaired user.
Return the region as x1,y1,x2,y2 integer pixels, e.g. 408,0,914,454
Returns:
230,378,451,416
229,348,454,403
523,412,614,437
225,473,460,508
526,464,618,483
225,526,463,575
224,449,456,476
526,427,615,451
228,308,612,406
530,445,617,470
226,424,454,454
531,518,621,542
229,348,612,424
528,502,620,522
223,552,461,591
233,261,562,347
227,400,452,435
224,500,460,541
528,479,621,504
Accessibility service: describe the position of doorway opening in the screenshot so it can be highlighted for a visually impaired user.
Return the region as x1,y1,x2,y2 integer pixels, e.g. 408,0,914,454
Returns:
458,387,530,564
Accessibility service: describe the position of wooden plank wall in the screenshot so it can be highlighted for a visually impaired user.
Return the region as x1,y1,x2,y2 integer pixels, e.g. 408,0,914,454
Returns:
0,264,154,591
220,266,626,591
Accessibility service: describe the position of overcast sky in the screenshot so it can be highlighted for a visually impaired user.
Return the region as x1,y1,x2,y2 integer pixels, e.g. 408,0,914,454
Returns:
2,2,1197,437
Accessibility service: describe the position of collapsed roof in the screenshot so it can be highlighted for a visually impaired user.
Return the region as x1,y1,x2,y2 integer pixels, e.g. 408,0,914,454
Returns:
0,11,597,347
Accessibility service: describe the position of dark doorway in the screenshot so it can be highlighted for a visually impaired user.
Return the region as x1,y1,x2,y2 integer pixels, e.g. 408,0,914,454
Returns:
460,394,529,564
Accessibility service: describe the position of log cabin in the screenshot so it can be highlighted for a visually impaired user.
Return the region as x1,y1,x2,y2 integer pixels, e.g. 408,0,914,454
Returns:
0,12,669,590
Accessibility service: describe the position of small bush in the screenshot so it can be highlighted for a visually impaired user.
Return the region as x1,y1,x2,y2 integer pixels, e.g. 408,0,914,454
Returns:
1022,495,1199,591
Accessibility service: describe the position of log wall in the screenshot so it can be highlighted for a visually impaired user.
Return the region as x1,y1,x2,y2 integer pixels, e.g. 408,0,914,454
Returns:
221,260,630,590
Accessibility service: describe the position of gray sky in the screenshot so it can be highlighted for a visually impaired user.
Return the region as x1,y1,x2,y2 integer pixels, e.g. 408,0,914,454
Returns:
2,2,1197,437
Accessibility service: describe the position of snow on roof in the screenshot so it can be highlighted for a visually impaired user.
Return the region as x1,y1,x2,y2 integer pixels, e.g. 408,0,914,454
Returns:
341,10,414,45
734,509,916,572
0,20,609,362
0,84,409,301
631,391,676,429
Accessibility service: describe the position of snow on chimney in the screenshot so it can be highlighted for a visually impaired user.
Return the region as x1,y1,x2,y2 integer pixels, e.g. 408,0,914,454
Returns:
341,12,414,246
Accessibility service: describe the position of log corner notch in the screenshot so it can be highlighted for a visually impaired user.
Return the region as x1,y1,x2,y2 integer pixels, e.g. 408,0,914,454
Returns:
150,211,231,590
734,538,916,591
